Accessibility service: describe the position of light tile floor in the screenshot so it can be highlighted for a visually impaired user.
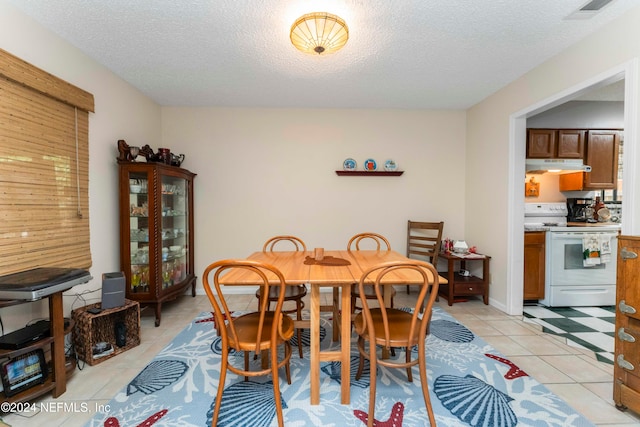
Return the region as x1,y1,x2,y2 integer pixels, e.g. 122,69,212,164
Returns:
2,291,640,426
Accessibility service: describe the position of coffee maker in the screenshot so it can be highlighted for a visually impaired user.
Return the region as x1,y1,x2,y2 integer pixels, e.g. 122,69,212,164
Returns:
566,197,593,222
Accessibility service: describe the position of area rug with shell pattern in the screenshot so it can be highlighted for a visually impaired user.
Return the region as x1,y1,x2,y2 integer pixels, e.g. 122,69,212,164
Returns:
83,307,595,426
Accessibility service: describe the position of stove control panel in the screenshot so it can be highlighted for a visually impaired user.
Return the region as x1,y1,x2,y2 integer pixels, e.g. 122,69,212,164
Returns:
524,203,568,217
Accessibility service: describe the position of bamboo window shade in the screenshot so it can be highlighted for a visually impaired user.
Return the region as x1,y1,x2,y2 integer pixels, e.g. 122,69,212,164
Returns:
0,48,95,276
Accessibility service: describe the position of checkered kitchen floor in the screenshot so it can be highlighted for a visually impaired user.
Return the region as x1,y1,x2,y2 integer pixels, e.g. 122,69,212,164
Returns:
523,305,616,365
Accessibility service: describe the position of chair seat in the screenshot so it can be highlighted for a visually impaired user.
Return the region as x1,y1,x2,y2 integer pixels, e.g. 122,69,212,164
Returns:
226,312,295,351
256,284,307,301
353,308,421,347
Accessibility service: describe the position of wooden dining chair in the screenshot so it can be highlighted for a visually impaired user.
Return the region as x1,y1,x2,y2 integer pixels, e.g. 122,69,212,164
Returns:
203,259,294,427
405,220,444,295
255,235,307,358
353,259,440,427
348,232,396,314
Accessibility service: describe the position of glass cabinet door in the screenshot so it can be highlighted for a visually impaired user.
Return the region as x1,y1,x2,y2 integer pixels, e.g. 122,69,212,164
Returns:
120,161,196,327
160,175,190,290
129,172,150,294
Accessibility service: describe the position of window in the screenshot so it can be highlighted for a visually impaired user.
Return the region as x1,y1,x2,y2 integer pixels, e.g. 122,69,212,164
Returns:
0,48,95,275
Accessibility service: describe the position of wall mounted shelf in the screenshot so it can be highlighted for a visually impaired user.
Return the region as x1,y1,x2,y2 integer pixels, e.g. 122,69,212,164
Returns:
335,171,404,176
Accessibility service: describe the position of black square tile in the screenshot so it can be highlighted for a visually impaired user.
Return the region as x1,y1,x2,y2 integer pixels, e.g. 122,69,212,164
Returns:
524,305,614,365
565,335,606,353
547,307,589,318
542,317,597,333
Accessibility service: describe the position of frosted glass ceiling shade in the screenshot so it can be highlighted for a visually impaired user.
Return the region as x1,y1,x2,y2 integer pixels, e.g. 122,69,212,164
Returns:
290,12,349,55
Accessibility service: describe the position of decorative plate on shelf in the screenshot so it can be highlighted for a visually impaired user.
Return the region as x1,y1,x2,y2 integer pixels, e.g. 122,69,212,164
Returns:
363,158,377,171
343,158,357,171
384,159,398,171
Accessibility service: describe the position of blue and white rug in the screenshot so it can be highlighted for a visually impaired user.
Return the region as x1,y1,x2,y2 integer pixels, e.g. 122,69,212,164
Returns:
84,308,595,426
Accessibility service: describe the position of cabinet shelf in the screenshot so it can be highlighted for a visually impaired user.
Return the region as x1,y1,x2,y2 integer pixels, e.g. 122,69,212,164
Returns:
0,292,74,402
335,171,404,176
2,357,77,404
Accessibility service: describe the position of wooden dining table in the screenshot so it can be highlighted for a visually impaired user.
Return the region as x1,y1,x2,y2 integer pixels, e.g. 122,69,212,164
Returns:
217,249,446,405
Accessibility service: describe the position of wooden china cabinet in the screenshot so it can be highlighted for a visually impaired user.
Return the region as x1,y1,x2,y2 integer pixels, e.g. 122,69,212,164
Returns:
118,162,196,326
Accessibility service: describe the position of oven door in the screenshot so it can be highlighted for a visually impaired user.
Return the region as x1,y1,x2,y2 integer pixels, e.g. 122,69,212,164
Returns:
547,231,618,287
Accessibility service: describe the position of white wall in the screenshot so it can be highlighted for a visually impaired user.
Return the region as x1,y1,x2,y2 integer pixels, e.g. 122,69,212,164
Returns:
466,6,640,314
527,101,624,129
161,107,467,289
0,1,161,331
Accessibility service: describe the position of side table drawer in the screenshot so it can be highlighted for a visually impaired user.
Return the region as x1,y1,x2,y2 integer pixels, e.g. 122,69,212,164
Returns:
453,282,484,295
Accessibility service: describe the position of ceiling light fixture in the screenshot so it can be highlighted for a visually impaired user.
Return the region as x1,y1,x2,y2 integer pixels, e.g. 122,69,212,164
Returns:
290,12,349,55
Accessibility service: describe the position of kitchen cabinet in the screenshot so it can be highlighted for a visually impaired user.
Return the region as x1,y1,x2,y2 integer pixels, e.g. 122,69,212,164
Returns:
524,231,545,300
613,235,640,415
119,162,197,326
559,130,621,191
527,129,585,159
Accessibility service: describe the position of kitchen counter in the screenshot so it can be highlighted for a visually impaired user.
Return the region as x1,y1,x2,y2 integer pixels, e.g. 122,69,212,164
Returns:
525,223,622,232
567,221,621,227
524,227,549,232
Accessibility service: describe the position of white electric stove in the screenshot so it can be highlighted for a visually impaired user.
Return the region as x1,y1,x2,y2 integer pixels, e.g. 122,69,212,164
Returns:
524,202,619,307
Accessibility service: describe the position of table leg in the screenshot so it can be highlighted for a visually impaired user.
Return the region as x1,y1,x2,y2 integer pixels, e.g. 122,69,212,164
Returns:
49,292,66,397
381,287,393,359
310,284,320,405
483,257,490,305
447,258,454,306
340,283,351,404
331,287,344,342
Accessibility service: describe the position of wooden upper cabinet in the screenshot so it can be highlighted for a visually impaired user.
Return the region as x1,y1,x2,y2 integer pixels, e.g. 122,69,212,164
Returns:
527,129,585,158
557,130,585,158
584,130,620,188
559,130,621,191
527,129,556,158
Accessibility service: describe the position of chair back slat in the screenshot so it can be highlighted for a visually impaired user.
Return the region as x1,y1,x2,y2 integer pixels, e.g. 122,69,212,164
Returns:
263,235,307,252
347,232,391,251
406,221,444,265
204,259,288,352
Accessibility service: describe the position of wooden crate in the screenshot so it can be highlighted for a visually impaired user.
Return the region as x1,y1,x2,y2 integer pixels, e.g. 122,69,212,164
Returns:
72,299,140,366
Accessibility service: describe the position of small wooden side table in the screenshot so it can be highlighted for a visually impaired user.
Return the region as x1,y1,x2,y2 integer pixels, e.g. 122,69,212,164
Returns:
438,252,490,306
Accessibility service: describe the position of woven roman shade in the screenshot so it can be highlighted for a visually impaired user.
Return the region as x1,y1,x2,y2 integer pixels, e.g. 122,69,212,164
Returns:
0,48,95,276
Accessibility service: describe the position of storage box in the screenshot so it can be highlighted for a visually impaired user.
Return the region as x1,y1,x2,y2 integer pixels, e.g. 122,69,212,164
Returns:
72,299,140,366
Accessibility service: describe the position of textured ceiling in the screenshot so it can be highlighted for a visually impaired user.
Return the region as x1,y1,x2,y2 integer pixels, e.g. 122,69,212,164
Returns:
6,0,638,109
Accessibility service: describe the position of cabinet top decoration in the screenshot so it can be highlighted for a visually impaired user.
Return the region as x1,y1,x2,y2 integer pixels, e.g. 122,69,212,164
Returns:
117,139,185,168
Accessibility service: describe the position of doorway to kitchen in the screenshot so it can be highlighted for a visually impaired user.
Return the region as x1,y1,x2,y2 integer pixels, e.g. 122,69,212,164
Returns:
507,59,638,316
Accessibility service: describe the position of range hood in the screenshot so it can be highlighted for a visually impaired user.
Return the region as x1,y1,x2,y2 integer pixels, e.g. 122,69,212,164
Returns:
525,158,592,174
